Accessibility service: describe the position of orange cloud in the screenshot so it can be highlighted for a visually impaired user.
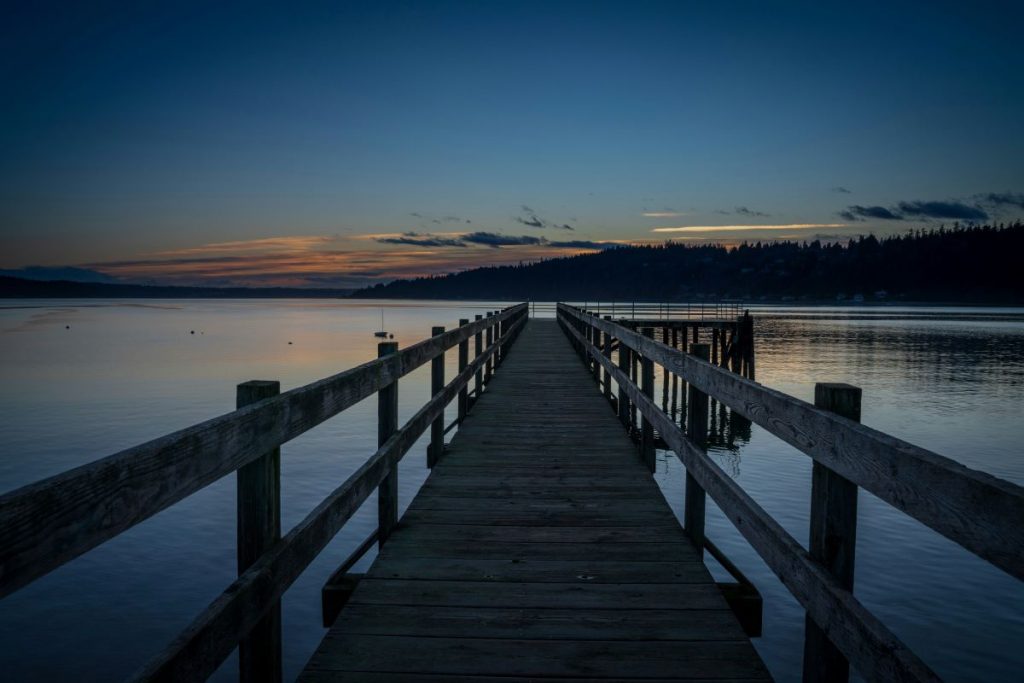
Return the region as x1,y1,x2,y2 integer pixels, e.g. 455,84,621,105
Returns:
652,223,847,233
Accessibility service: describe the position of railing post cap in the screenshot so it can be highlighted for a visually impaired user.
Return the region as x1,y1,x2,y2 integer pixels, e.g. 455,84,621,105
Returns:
237,380,280,391
432,325,445,335
377,341,399,356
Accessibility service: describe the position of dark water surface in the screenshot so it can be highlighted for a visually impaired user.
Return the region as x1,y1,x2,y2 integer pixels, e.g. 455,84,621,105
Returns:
1,300,1021,681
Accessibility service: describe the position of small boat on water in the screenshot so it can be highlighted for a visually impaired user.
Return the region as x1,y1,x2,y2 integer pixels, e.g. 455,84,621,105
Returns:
374,310,389,338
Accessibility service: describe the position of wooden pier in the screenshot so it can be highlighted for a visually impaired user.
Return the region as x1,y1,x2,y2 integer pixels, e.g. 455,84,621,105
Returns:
1,302,1022,683
300,320,769,681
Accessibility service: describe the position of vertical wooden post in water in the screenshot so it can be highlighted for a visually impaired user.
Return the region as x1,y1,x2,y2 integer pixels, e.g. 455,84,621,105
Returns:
428,326,445,469
640,328,655,472
474,314,483,398
684,343,710,558
484,313,494,384
661,327,670,411
603,316,612,402
803,383,862,683
236,380,282,683
377,342,399,546
458,319,469,421
617,328,631,428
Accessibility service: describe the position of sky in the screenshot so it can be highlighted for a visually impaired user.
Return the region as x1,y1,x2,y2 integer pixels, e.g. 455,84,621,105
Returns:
2,0,1023,288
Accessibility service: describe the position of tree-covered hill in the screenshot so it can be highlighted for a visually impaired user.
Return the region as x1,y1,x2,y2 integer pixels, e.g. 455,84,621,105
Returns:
352,223,1024,303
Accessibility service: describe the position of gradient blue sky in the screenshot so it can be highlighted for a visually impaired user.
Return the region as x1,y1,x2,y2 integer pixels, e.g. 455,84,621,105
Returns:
2,1,1023,287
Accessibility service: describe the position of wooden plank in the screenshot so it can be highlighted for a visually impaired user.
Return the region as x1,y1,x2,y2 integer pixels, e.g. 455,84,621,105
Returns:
379,540,699,562
562,304,1024,582
301,674,767,683
332,604,746,640
381,524,686,544
302,635,770,679
364,557,709,583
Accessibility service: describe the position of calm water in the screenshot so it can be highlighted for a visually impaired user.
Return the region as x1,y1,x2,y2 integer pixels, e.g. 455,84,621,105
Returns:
0,300,1021,681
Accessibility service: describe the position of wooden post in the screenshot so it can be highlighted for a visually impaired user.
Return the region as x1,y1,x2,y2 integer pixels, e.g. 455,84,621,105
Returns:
458,319,469,422
592,323,601,382
236,380,282,683
484,312,494,384
377,342,399,546
685,343,710,557
803,383,862,683
474,314,483,398
603,316,612,402
670,327,679,421
712,329,719,365
428,326,445,469
640,328,655,472
617,334,631,428
661,327,669,411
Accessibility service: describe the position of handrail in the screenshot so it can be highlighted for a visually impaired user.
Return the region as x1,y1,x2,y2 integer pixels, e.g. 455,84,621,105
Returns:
558,304,1024,581
557,303,1024,682
0,304,528,600
530,301,743,320
132,309,528,681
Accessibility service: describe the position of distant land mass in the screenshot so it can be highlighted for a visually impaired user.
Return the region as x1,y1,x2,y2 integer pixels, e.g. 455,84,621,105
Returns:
352,223,1024,304
0,277,354,299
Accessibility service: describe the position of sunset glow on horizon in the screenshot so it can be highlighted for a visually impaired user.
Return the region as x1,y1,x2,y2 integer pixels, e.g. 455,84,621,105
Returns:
2,2,1021,288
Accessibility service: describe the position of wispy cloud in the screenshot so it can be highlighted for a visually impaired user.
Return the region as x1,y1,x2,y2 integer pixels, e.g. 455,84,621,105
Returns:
838,205,903,221
641,209,686,218
734,206,770,217
977,192,1024,209
148,236,335,257
375,232,468,248
512,205,574,230
896,200,987,220
832,186,852,194
652,223,845,233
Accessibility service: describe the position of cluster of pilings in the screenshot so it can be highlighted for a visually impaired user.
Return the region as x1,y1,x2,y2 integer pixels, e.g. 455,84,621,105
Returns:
580,310,755,455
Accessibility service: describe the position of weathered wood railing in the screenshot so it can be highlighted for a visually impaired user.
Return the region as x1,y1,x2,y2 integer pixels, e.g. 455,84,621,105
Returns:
0,302,528,682
557,303,1024,683
530,300,743,320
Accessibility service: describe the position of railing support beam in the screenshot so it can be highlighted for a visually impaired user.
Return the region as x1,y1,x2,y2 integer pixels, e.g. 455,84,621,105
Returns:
803,383,862,683
457,319,469,422
236,380,283,683
640,328,656,472
684,343,710,556
428,326,446,468
377,342,399,545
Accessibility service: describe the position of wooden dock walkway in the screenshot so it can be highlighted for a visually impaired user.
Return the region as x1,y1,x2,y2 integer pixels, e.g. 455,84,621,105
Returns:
299,320,771,681
6,302,1019,682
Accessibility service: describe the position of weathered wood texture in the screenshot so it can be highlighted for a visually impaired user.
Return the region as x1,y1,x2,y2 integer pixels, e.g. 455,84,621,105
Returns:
0,305,527,599
235,380,283,683
300,320,769,682
559,304,1024,582
127,310,528,682
560,313,941,683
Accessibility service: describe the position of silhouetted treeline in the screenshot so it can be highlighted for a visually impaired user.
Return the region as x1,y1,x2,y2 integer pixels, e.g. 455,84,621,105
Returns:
0,277,354,298
352,223,1024,303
